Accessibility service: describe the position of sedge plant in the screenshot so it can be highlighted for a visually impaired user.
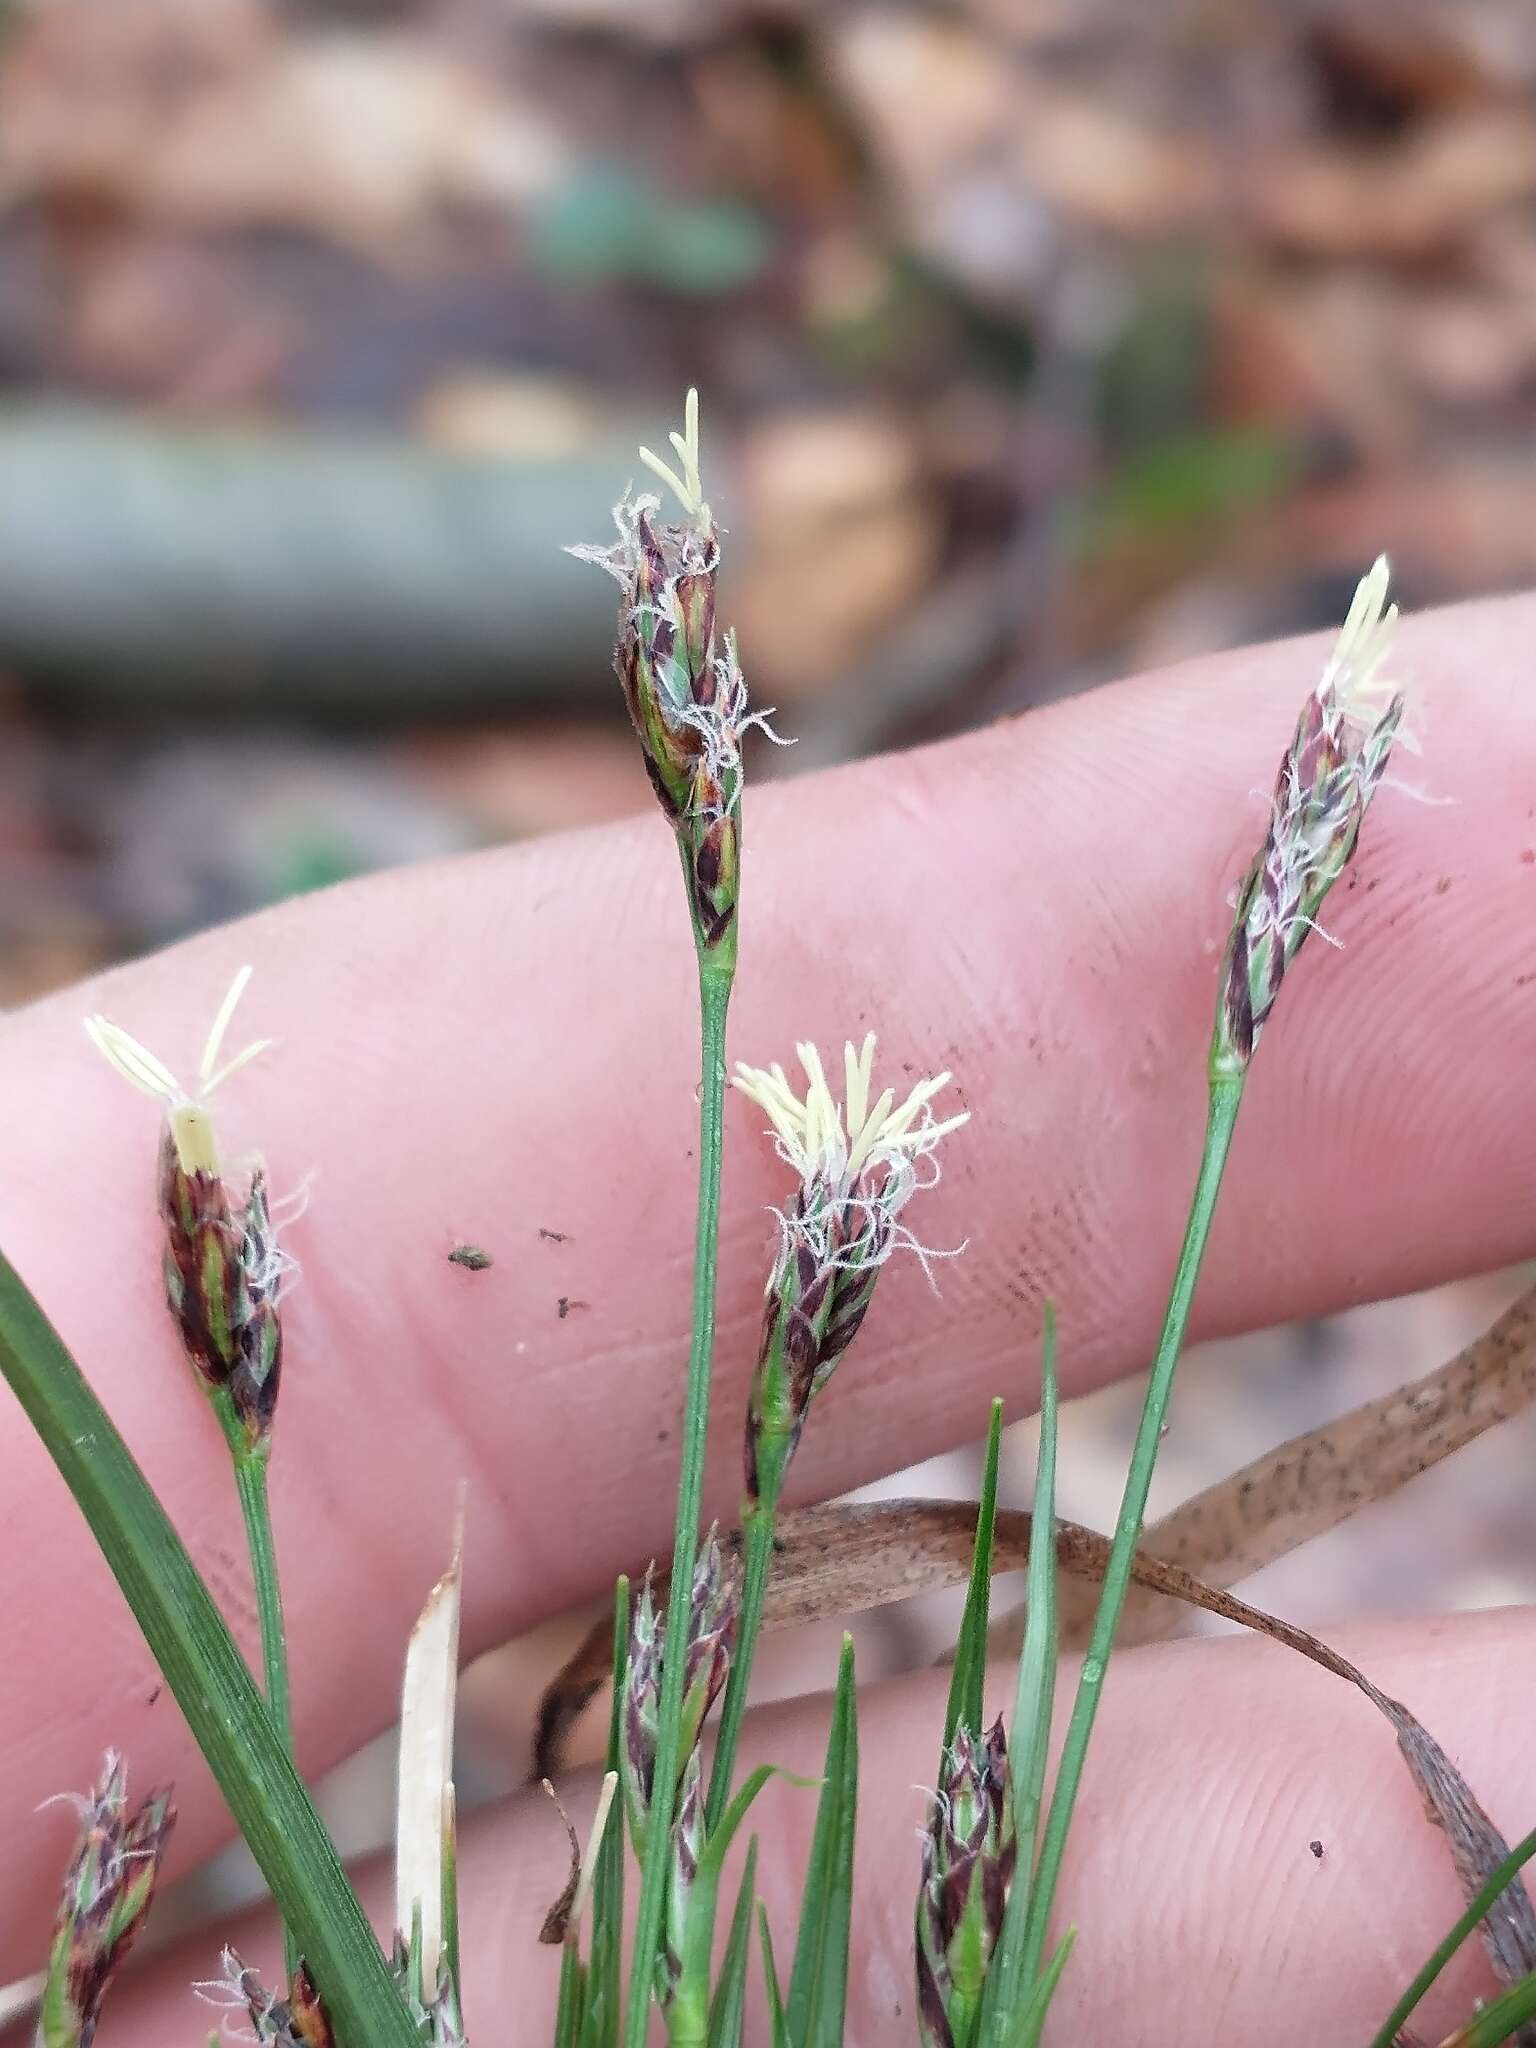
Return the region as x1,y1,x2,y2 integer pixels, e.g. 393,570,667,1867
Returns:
0,390,1457,2048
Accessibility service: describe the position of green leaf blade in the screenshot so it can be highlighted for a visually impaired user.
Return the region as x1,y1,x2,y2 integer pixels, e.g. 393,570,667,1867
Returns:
787,1636,859,2048
581,1577,631,2048
707,1836,759,2048
0,1250,416,2048
979,1306,1063,2048
1369,1821,1536,2048
944,1398,1005,1749
758,1904,791,2048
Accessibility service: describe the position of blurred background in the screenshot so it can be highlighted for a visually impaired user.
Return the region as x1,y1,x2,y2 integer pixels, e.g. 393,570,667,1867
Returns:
7,0,1536,999
3,0,1536,1995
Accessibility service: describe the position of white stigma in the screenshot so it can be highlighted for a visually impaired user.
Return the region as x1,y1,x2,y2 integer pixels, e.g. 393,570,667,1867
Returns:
84,965,272,1177
638,386,707,520
1320,553,1399,729
733,1033,969,1190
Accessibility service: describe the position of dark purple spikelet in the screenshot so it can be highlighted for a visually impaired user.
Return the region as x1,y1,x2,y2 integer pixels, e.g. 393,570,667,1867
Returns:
160,1128,284,1447
658,1749,705,2010
743,1168,890,1505
84,968,285,1445
619,1531,737,1864
38,1757,175,2048
916,1720,1015,2048
224,1952,337,2048
569,394,774,965
616,502,720,824
603,505,742,958
1216,556,1405,1072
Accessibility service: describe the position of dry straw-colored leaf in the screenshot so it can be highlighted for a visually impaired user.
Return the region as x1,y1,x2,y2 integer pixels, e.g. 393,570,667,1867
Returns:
396,1526,462,1984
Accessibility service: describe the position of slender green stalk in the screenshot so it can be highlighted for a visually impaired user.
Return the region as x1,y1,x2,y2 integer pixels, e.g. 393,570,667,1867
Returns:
1019,1071,1245,1980
623,960,734,2048
1370,1823,1536,2048
231,1439,298,1983
705,1495,775,1833
0,1248,416,2048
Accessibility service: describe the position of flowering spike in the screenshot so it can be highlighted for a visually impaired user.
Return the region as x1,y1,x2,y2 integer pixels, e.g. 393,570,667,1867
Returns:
217,1952,336,2048
87,971,289,1446
733,1037,969,1505
37,1756,175,2048
1215,556,1407,1072
570,390,789,963
916,1720,1015,2048
159,1132,285,1447
620,1530,736,1867
659,1747,705,2008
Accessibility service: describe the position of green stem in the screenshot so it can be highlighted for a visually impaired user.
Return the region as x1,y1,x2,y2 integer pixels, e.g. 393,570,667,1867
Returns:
0,1250,416,2048
1369,1823,1536,2048
233,1441,299,1985
623,961,733,2048
1019,1069,1245,1982
705,1493,777,1833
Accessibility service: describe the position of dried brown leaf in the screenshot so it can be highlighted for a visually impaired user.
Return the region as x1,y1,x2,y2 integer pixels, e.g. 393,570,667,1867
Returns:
537,1778,581,1947
989,1280,1536,1658
533,1497,1536,1997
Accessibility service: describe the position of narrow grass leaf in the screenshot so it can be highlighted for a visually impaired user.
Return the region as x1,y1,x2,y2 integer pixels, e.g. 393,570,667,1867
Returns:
1436,1965,1536,2047
676,1766,810,2023
1012,1306,1061,1931
554,1943,586,2048
787,1635,859,2048
0,1249,416,2048
944,1399,1004,1748
979,1307,1061,2045
583,1577,630,2048
1010,1926,1076,2048
1370,1825,1536,2048
707,1836,759,2048
758,1906,790,2048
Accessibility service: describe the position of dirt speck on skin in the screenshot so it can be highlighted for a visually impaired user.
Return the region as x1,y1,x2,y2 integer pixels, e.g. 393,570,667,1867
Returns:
1435,876,1453,894
557,1296,591,1319
1309,1839,1324,1859
539,1226,569,1243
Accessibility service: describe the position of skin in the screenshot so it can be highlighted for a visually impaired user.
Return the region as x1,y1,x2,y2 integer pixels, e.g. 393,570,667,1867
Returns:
1,589,1534,2042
